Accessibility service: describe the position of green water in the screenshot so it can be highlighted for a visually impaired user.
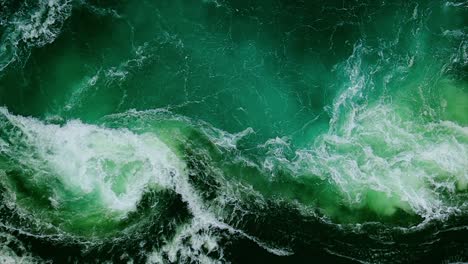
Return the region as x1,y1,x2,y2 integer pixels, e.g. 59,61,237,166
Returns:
0,0,467,263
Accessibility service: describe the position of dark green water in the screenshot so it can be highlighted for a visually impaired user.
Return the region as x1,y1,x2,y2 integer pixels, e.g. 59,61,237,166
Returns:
0,0,467,263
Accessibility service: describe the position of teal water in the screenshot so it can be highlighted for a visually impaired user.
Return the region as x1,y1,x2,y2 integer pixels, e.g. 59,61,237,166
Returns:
0,0,467,263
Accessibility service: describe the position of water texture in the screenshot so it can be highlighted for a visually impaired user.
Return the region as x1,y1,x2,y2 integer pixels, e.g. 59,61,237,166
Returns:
0,0,467,263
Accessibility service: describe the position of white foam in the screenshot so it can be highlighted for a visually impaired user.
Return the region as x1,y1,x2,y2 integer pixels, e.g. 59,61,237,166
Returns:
445,1,468,8
0,107,185,214
0,233,40,264
203,126,254,150
63,43,152,113
1,107,287,262
0,0,72,71
0,138,7,153
329,42,368,137
296,103,468,219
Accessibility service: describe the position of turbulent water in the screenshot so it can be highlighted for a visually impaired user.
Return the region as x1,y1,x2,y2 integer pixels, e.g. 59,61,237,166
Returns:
0,0,467,263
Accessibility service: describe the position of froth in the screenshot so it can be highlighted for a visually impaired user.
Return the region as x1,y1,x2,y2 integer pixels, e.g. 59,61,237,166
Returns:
0,0,72,71
297,103,468,220
0,107,185,215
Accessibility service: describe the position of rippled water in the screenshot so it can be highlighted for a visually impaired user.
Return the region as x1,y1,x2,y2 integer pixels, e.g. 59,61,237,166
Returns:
0,0,467,263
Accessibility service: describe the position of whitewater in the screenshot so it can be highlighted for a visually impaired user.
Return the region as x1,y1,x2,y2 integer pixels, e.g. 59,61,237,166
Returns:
0,0,467,263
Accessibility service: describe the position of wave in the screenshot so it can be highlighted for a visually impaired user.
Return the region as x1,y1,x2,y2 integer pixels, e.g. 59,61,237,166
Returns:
0,0,467,262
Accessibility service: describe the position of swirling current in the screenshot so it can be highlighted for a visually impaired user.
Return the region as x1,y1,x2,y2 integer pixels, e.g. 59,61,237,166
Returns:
0,0,467,263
